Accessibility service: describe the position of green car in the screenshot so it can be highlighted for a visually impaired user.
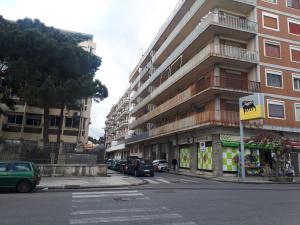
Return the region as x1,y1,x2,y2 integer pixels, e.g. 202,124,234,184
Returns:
0,161,41,193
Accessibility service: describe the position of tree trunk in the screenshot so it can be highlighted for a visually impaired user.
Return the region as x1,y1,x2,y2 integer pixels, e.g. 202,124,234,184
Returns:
275,150,280,177
43,106,50,150
54,105,64,164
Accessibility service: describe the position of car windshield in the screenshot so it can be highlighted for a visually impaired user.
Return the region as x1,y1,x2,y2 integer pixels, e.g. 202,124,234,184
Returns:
159,160,168,163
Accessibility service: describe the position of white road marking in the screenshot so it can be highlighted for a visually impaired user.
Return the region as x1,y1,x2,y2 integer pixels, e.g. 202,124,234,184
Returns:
69,213,182,224
144,178,160,184
71,207,169,215
151,222,197,225
72,193,144,198
155,178,171,184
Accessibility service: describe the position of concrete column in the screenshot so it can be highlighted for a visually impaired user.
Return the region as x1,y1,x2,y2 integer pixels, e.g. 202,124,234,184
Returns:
214,94,221,121
167,142,174,164
214,64,221,86
212,133,223,177
214,36,220,54
190,142,198,173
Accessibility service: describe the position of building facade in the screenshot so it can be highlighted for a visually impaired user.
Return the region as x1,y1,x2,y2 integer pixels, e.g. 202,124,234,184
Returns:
105,89,131,159
125,0,300,176
0,33,96,153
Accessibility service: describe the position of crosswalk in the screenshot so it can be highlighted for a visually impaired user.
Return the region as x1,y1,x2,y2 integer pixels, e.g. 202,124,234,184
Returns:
70,190,197,225
142,177,203,185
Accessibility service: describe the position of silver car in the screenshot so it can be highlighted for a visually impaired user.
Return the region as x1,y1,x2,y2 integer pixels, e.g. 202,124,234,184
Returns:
152,160,169,172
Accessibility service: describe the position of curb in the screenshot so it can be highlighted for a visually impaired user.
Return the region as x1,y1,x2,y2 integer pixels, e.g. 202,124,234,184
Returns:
169,171,300,184
37,180,148,191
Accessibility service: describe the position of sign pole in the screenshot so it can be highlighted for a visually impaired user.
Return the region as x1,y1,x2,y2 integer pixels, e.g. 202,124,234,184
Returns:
239,120,245,182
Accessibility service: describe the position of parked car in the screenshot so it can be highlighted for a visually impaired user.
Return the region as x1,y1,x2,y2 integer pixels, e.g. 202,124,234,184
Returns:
127,158,154,177
152,159,169,172
111,160,121,171
106,159,114,169
0,161,41,193
119,160,128,174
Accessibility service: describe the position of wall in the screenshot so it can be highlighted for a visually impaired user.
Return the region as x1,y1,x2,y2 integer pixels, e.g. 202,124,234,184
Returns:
38,164,107,177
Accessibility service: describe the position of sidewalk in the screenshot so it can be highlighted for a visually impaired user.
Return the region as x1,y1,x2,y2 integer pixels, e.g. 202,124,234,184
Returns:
169,170,300,184
38,170,145,190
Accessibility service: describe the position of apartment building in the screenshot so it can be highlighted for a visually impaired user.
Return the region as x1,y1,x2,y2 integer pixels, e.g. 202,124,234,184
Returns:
0,33,96,153
105,89,131,159
125,0,300,176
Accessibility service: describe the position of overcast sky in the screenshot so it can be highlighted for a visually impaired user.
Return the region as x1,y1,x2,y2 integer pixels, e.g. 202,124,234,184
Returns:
0,0,179,138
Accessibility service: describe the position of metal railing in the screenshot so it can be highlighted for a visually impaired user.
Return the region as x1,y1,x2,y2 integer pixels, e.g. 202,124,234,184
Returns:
129,75,260,129
130,10,257,96
126,110,242,144
130,43,258,116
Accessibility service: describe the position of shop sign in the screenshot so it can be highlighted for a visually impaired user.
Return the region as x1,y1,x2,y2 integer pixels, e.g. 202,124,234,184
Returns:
199,142,207,151
239,93,265,121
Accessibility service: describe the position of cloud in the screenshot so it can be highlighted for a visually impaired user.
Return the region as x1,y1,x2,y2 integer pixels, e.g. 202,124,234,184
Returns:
0,0,179,138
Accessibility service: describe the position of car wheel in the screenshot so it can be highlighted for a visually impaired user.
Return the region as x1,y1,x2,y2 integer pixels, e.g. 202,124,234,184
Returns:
17,180,32,193
134,170,139,177
150,173,154,177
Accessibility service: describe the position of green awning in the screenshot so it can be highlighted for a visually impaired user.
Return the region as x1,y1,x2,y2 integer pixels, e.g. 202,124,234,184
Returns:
222,141,277,150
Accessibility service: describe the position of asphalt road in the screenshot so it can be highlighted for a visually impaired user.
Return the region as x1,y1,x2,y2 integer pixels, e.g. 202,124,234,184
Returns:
1,172,300,225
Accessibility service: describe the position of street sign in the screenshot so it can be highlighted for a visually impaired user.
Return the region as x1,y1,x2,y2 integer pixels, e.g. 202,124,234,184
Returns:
239,93,265,121
199,142,206,151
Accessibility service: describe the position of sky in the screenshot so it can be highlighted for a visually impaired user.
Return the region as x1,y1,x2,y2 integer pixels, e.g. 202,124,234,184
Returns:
0,0,179,138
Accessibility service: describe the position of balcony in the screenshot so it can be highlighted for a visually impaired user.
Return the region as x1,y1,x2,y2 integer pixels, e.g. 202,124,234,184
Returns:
126,110,262,144
129,76,260,129
130,43,258,116
130,10,257,91
126,111,238,144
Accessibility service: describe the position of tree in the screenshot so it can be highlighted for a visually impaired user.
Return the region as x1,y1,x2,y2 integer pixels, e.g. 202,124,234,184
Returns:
0,16,108,160
246,133,288,176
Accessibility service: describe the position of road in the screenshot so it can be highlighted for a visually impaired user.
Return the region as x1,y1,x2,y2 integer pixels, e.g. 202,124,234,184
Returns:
1,172,300,225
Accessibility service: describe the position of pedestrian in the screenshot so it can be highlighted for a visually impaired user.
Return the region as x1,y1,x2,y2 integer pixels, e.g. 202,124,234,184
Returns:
171,158,178,171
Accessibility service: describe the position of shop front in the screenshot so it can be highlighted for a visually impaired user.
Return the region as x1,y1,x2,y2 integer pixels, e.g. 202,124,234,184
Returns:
197,141,213,171
179,146,190,169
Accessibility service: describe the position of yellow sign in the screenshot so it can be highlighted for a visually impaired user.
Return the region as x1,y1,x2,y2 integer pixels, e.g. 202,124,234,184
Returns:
239,93,265,121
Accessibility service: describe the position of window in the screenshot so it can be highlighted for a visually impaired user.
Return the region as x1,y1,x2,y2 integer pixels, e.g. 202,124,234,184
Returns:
264,40,281,58
65,117,80,128
0,163,9,172
267,99,285,119
265,69,283,88
12,163,31,172
290,45,300,62
7,114,23,125
293,74,300,90
262,12,279,31
295,104,300,121
49,116,61,127
26,114,41,126
288,18,300,35
287,0,300,10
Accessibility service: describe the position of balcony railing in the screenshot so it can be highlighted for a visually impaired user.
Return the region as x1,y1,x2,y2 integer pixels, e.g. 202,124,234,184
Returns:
130,10,257,91
131,41,257,104
126,110,243,144
196,75,260,93
129,76,260,129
